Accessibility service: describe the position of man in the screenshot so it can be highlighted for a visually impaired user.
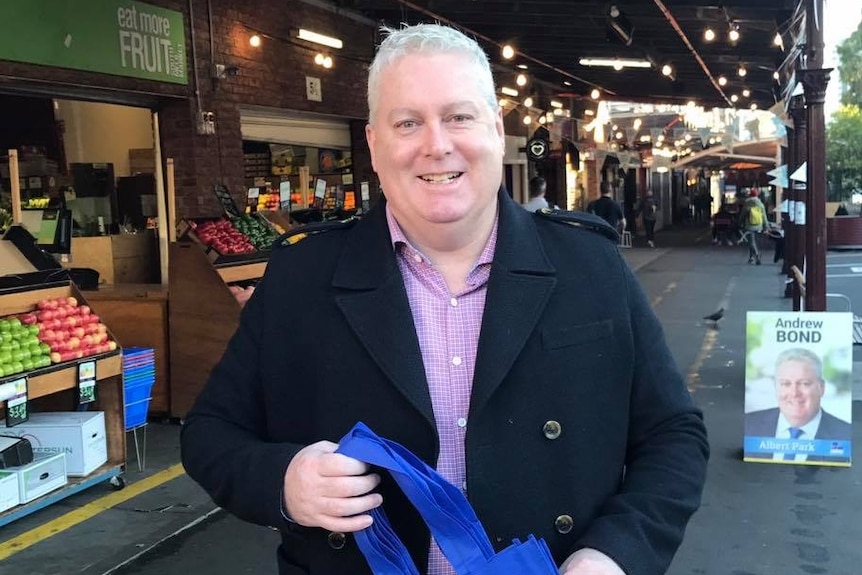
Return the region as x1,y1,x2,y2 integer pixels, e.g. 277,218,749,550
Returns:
740,190,766,265
745,347,851,464
640,190,658,248
587,181,626,233
181,23,708,575
522,175,549,212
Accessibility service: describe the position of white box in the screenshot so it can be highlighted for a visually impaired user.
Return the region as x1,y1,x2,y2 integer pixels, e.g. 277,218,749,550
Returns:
0,470,20,512
8,452,67,503
6,412,107,477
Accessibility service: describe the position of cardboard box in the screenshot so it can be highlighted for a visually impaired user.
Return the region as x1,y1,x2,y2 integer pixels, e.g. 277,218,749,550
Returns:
0,471,20,512
8,452,67,503
6,412,107,477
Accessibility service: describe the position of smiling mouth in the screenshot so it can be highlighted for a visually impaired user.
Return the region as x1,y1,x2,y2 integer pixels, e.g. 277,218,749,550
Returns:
419,172,463,184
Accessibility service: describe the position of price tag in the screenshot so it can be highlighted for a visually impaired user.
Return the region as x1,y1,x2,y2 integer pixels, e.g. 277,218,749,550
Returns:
4,378,29,427
246,186,260,200
279,181,291,209
77,360,97,405
314,178,327,199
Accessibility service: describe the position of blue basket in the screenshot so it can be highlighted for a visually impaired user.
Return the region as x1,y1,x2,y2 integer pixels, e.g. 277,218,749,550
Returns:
125,398,151,430
125,379,154,404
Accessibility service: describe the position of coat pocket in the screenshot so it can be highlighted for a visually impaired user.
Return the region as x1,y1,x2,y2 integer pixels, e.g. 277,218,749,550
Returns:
541,319,613,350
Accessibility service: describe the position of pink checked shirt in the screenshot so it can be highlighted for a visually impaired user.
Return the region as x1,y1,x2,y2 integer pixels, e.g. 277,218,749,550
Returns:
386,206,497,575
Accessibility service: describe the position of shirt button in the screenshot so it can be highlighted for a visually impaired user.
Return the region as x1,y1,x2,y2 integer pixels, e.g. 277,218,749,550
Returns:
452,356,462,366
450,297,458,307
457,417,467,428
462,481,467,491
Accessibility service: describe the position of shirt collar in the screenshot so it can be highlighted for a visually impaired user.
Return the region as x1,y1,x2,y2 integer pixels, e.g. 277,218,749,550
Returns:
777,410,822,438
385,204,498,270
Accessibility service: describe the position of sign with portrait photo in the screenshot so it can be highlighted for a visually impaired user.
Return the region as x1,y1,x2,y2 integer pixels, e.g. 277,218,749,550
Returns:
743,312,854,467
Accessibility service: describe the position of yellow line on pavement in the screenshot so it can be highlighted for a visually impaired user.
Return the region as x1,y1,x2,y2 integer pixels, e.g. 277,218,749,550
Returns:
0,463,186,560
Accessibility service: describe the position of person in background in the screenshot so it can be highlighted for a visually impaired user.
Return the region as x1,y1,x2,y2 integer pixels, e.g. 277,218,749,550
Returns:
522,175,549,212
740,189,767,265
640,190,658,248
711,202,734,246
587,180,626,233
834,202,849,216
745,347,850,464
181,22,708,575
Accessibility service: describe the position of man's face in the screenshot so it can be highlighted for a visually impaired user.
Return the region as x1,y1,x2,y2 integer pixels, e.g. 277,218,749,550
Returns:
366,52,505,235
774,359,825,427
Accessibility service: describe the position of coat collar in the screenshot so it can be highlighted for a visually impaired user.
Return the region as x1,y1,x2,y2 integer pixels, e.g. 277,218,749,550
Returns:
332,190,557,425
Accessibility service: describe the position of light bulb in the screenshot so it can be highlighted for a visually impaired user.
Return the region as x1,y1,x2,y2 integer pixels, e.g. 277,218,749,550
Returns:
249,34,262,48
523,115,532,125
502,45,515,60
591,88,600,100
730,94,738,103
738,65,747,77
704,28,715,42
662,64,673,77
523,97,533,108
314,53,325,65
718,76,727,86
516,73,527,86
773,71,780,80
742,88,751,98
323,56,333,69
773,32,783,47
729,27,740,42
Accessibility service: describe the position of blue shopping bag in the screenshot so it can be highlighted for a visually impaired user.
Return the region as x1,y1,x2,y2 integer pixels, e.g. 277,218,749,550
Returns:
337,422,558,575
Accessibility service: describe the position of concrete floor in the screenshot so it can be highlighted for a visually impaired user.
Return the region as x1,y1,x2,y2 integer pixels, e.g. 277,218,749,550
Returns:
2,222,861,575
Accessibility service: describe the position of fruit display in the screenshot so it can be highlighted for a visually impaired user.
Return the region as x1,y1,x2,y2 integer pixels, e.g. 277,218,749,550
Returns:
0,317,50,377
188,215,278,255
0,296,118,377
255,191,281,211
232,214,279,251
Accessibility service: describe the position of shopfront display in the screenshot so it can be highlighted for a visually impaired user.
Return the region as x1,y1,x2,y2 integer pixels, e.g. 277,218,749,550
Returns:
0,231,126,527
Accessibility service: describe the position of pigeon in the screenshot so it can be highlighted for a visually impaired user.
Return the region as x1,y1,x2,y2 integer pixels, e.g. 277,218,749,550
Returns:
703,307,724,328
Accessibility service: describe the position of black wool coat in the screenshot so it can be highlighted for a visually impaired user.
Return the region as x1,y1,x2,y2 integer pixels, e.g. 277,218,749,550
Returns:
181,191,709,575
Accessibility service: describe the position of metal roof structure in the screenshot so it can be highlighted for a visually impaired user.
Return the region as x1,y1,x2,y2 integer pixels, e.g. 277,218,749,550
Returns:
342,0,799,110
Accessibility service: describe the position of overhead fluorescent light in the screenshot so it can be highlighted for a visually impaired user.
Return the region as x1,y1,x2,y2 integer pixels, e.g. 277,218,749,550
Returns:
579,58,652,69
501,86,519,97
550,100,563,108
297,28,343,49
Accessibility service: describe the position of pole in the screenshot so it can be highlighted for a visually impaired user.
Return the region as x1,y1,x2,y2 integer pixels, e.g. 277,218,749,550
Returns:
800,0,831,311
789,97,807,311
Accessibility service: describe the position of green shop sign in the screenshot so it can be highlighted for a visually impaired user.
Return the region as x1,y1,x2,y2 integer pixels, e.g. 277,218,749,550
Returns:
0,0,187,85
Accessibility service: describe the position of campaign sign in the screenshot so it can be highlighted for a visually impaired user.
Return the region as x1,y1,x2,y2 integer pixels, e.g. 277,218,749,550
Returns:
743,312,853,467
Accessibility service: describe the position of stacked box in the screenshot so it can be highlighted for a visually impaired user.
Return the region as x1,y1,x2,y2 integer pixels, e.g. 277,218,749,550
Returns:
6,412,107,477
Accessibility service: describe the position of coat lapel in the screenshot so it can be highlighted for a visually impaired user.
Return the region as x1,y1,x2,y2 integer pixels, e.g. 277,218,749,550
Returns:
470,193,557,417
332,206,436,428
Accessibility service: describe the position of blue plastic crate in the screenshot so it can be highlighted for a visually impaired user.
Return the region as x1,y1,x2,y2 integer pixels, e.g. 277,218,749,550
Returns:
125,398,151,430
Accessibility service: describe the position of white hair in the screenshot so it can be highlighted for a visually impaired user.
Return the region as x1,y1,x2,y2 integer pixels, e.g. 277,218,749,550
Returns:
367,23,498,124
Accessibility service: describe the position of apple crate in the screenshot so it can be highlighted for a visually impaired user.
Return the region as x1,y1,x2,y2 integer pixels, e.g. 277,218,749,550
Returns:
177,217,273,267
0,279,122,385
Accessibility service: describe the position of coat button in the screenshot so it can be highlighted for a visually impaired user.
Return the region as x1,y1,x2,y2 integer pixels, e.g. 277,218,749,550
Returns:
327,531,347,550
542,420,562,440
554,514,574,534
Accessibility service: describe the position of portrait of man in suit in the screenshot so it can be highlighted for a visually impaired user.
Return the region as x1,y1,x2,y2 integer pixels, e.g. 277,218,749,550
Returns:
745,347,851,464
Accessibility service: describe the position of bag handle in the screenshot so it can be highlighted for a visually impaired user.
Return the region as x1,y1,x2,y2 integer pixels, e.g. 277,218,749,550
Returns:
337,422,495,574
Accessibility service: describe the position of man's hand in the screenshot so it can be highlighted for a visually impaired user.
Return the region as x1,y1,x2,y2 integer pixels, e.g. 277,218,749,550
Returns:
283,441,382,532
559,548,626,575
